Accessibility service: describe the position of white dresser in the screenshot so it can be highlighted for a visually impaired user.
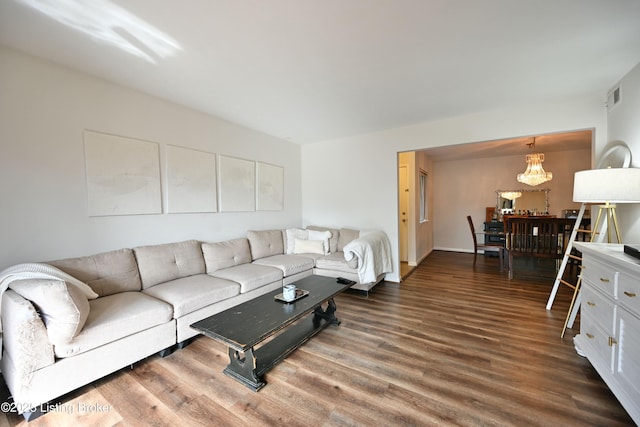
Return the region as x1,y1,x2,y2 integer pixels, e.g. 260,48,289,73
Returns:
574,242,640,425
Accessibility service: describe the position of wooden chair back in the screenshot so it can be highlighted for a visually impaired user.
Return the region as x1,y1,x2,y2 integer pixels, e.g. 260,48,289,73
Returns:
505,217,575,258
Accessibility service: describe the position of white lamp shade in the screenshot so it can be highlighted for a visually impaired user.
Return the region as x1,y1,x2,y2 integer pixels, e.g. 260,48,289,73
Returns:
573,168,640,203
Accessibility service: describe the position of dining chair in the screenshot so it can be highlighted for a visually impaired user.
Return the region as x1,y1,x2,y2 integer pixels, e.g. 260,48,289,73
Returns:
467,215,504,269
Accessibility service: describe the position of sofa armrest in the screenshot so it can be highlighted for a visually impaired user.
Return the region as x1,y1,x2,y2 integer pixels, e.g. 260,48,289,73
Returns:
1,290,55,379
342,231,393,283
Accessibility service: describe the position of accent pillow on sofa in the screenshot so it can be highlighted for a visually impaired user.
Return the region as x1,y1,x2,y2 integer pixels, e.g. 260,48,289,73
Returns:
293,238,325,255
306,226,340,253
307,230,331,255
285,228,308,254
9,279,90,345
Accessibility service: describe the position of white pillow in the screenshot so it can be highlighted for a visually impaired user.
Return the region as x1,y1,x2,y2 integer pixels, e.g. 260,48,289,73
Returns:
285,228,308,254
293,238,325,255
9,279,90,345
307,229,331,255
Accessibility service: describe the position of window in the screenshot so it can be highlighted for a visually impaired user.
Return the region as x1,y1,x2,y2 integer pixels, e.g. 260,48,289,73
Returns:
419,170,428,222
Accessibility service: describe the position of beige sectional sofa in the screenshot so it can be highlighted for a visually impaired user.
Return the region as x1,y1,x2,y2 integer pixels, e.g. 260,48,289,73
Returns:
0,226,391,419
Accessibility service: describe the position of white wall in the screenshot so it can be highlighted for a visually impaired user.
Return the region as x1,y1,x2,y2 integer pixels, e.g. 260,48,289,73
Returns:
433,148,591,252
302,93,608,282
607,61,640,242
0,46,303,270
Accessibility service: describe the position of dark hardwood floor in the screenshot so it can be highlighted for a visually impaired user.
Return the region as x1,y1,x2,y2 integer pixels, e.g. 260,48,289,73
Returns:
2,251,635,426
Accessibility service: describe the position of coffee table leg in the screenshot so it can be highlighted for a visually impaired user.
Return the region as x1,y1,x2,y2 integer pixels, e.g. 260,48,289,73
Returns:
223,347,266,391
313,298,341,325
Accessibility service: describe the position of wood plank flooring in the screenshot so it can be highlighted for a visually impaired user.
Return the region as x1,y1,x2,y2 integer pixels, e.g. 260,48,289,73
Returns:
1,251,635,426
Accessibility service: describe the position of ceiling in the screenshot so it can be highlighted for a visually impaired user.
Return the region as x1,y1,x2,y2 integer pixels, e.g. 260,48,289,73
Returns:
1,0,640,148
422,129,593,161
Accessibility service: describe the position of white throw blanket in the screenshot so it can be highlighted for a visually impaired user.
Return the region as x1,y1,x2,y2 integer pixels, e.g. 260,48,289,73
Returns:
343,230,393,283
0,263,99,332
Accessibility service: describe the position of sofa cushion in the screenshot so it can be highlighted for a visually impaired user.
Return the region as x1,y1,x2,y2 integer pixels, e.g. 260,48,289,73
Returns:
285,228,308,254
247,230,284,260
315,251,358,272
9,279,90,345
142,274,240,317
202,238,252,273
338,228,360,252
293,238,325,255
295,252,324,263
50,248,141,297
306,226,340,253
134,240,205,289
307,229,331,254
210,263,282,293
53,292,173,358
253,254,314,277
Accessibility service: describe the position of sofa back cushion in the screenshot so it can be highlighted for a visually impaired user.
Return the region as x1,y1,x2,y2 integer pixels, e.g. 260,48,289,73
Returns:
134,240,205,289
306,225,340,253
247,230,284,260
202,238,252,273
50,248,141,297
338,228,360,252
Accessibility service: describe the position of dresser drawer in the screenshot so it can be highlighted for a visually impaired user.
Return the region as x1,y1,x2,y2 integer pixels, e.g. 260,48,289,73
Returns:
582,286,616,335
579,315,614,374
581,257,617,298
618,271,640,317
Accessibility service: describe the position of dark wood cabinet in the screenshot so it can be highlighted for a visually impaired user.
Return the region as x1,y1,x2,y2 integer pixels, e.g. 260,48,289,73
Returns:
483,221,504,256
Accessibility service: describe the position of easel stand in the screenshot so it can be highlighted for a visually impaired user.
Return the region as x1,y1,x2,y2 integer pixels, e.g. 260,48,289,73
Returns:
546,202,621,337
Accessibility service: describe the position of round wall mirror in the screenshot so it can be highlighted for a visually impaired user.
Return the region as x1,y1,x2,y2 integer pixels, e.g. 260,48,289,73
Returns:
597,141,632,169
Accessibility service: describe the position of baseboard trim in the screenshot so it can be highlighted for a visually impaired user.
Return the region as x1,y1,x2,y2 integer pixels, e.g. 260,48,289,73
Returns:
433,247,473,253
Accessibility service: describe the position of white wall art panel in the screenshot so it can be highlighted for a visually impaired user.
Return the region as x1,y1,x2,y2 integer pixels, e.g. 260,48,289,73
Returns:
84,130,162,216
218,155,255,212
256,162,284,211
166,145,217,213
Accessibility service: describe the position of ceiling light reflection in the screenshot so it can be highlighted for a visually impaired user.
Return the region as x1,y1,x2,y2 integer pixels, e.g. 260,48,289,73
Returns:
16,0,181,63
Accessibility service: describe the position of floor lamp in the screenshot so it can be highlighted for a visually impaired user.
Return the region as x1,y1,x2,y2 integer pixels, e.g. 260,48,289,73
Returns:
573,168,640,243
560,168,640,336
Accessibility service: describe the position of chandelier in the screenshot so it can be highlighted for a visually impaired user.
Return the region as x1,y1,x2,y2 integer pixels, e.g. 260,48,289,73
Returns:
517,138,552,186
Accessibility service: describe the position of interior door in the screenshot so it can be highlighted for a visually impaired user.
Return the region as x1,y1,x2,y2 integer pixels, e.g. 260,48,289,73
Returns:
399,165,408,262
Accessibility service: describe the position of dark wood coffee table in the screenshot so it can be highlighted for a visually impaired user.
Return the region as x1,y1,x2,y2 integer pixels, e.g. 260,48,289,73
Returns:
191,275,351,391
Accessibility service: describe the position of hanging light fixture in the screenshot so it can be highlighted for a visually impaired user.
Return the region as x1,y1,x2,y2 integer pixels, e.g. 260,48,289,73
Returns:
517,137,552,186
500,191,522,200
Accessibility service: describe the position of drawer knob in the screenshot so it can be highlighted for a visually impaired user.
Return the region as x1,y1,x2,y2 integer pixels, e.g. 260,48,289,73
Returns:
623,291,637,298
586,333,595,339
599,278,610,283
609,337,618,347
587,301,596,307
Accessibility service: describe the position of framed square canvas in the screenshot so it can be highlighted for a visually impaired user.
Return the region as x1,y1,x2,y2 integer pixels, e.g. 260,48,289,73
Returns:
84,130,162,216
218,155,255,212
256,162,284,211
166,145,217,213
